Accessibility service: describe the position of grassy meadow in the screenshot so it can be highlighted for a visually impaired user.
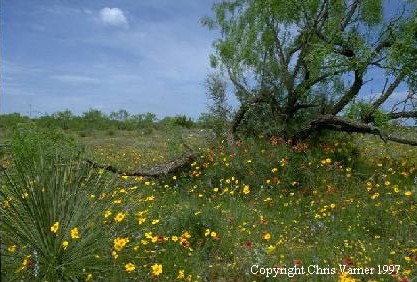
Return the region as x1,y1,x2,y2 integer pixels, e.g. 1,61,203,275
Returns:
1,121,416,282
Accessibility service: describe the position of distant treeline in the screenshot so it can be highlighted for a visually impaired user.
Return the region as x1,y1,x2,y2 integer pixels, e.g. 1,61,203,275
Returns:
0,109,220,132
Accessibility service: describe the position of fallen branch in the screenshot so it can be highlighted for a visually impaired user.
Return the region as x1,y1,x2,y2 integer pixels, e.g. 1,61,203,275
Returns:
385,135,417,146
293,115,417,146
85,145,196,177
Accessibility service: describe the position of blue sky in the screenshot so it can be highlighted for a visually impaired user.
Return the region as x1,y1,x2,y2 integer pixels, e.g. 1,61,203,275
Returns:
0,1,413,119
1,0,219,118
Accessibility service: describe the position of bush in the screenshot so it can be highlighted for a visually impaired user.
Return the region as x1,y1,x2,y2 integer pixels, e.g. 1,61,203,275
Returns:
0,149,115,281
0,113,31,129
174,115,194,128
10,125,82,170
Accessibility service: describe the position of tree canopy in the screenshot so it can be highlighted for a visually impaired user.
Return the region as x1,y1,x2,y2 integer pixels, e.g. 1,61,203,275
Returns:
203,0,417,145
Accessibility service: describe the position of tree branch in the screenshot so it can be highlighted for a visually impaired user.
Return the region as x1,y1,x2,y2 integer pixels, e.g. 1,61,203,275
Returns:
387,111,417,119
227,67,251,97
294,103,320,110
330,69,364,115
230,90,271,134
293,115,417,146
362,71,406,122
385,135,417,146
296,69,346,93
340,0,361,30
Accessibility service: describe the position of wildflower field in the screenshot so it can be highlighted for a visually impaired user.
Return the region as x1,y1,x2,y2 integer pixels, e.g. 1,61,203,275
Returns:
1,126,416,282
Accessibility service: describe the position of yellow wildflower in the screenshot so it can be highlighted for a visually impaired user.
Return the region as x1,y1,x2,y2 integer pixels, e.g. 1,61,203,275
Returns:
243,185,250,195
181,231,191,239
104,210,112,218
177,269,185,279
85,273,93,281
50,221,59,234
70,227,80,239
113,237,129,251
151,263,163,276
145,231,153,239
371,193,379,199
138,217,146,224
125,262,136,273
7,245,17,252
266,245,276,254
114,212,126,223
16,255,32,272
145,195,155,201
262,232,271,240
338,272,358,282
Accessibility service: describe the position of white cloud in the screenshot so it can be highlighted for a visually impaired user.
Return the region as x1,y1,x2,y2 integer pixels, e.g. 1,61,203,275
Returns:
99,7,128,27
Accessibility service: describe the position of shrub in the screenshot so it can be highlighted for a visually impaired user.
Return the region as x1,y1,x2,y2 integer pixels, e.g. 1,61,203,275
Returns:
1,150,115,281
10,125,82,170
174,115,194,128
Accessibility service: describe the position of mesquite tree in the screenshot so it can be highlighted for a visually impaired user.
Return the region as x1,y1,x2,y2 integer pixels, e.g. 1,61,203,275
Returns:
203,0,417,145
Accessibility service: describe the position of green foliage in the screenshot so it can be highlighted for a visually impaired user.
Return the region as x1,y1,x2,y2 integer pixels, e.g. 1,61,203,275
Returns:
0,113,31,129
1,150,115,281
0,110,210,139
132,112,157,128
204,72,232,137
345,102,389,126
10,124,82,170
109,109,130,122
238,103,282,136
1,125,417,281
197,113,227,137
204,0,416,139
51,109,74,130
361,0,383,26
173,115,195,128
387,16,417,85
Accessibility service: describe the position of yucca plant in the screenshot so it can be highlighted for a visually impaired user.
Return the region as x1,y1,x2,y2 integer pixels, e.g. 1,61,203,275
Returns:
1,141,115,281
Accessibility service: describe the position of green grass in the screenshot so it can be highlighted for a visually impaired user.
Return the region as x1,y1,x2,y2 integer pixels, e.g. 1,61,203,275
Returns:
1,127,416,281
